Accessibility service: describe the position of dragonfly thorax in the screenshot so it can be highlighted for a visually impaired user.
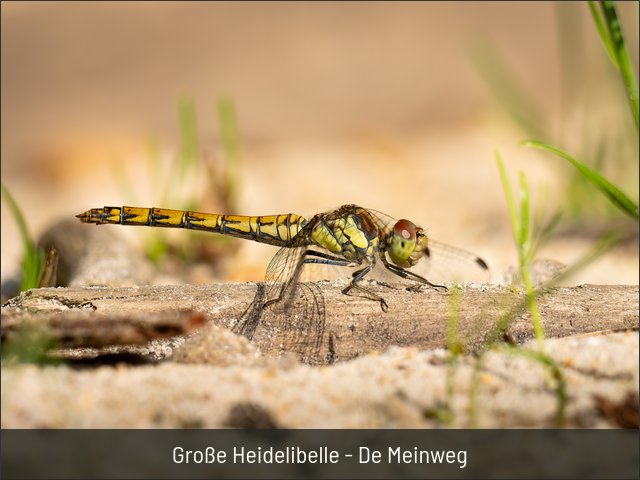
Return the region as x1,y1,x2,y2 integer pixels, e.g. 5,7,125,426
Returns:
306,208,381,263
386,219,429,268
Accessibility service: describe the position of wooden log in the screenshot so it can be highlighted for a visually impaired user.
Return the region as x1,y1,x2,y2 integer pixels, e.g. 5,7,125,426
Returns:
1,283,637,364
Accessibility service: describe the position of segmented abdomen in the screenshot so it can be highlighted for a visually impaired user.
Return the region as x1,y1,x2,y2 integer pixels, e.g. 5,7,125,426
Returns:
76,206,308,247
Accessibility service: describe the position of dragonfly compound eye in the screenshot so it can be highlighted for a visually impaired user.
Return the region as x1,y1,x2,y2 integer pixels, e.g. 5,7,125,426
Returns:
388,219,419,267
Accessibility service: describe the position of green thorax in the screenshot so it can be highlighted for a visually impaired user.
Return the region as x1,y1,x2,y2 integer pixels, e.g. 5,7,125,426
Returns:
308,206,383,261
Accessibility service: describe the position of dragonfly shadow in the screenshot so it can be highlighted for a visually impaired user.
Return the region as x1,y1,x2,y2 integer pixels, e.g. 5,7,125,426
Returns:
233,282,328,365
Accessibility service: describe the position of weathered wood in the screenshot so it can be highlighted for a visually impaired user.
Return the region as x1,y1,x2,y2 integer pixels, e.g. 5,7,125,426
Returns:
1,293,206,348
1,283,638,364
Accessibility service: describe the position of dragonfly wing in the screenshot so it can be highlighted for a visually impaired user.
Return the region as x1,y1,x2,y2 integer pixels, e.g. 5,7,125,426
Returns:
233,242,306,338
364,207,396,226
263,244,309,310
280,280,326,364
413,238,490,284
234,243,328,364
265,245,328,364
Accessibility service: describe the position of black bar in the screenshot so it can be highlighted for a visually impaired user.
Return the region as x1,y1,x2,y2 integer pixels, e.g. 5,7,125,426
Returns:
1,429,638,479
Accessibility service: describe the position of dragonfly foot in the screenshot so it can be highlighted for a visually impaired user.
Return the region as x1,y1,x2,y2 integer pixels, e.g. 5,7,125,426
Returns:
263,298,279,309
406,283,449,293
380,298,389,312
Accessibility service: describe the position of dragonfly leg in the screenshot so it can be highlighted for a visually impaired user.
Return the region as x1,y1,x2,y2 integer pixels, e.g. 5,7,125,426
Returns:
344,264,389,312
263,265,305,310
263,249,357,310
303,250,357,267
381,256,448,292
304,250,388,311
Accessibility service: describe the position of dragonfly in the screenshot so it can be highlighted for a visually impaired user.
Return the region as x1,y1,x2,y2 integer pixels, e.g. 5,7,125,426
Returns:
77,204,489,361
76,204,488,310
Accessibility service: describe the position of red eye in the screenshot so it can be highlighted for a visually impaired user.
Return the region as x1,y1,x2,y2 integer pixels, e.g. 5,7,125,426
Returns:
394,219,416,240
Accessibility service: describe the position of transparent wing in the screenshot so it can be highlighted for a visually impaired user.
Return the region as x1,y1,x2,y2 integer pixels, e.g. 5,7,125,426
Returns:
412,238,490,284
361,207,397,230
264,245,328,364
233,242,308,339
263,243,309,309
279,281,326,364
233,223,328,363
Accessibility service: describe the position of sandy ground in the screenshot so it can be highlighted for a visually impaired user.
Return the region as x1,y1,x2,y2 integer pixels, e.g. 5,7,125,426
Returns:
2,331,638,428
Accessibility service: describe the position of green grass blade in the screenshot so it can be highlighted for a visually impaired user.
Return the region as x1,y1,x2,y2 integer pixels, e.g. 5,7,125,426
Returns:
146,133,163,200
218,96,240,164
178,97,199,179
518,171,531,250
469,38,547,139
482,232,618,351
590,1,639,129
588,1,618,65
2,325,59,366
530,210,563,262
495,151,520,242
523,140,639,220
1,184,46,290
447,286,463,355
23,247,45,292
217,96,242,209
110,154,137,203
2,184,33,256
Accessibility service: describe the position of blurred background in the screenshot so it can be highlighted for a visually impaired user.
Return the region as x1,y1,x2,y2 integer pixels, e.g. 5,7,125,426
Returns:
1,1,638,290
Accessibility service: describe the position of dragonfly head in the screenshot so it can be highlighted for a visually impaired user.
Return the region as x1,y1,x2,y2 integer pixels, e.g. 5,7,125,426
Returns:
387,219,429,268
